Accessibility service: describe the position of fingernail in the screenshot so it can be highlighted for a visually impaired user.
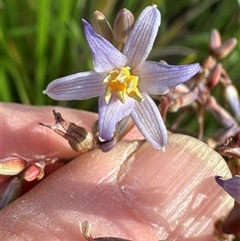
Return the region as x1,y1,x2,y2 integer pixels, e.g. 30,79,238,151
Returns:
117,134,234,237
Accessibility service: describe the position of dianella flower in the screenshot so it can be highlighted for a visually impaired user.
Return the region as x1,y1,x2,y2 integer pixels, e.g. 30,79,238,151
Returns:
43,5,200,149
215,175,240,202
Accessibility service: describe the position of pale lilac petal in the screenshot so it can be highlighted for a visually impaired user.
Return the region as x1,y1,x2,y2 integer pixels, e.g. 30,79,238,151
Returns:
98,94,134,140
83,19,127,73
215,176,240,202
43,71,103,100
131,93,167,149
97,138,117,153
135,61,200,95
123,5,161,67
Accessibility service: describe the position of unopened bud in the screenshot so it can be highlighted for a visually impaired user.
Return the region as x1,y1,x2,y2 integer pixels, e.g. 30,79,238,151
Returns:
202,56,216,69
39,110,93,152
22,163,45,181
169,87,198,112
206,96,237,129
0,155,27,175
207,63,222,89
171,84,190,94
113,8,134,44
214,38,237,59
210,29,222,51
224,84,240,120
159,60,168,65
91,11,113,42
218,146,240,159
217,132,240,160
0,176,22,209
227,157,240,176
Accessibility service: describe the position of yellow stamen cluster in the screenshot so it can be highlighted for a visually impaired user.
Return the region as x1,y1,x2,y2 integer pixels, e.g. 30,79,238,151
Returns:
103,66,143,103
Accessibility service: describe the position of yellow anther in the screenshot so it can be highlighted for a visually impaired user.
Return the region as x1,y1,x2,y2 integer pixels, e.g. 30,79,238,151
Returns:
128,88,143,102
117,90,126,103
103,70,119,83
105,86,112,103
103,66,143,103
126,76,138,93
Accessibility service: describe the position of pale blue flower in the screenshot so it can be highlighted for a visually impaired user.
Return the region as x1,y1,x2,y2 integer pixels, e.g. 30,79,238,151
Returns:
215,175,240,202
43,5,200,149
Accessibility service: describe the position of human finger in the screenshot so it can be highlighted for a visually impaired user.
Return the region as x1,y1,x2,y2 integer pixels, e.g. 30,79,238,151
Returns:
1,134,233,240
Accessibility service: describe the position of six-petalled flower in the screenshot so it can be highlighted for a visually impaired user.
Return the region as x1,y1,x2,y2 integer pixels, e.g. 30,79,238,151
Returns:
43,5,200,149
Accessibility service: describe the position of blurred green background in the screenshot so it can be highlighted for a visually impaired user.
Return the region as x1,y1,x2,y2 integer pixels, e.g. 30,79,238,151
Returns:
1,0,239,115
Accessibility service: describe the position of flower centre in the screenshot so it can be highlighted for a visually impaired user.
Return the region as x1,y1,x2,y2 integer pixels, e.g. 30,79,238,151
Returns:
103,66,143,103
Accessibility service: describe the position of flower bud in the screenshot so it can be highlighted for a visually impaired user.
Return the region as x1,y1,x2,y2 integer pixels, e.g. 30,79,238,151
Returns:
206,96,237,129
168,87,198,112
214,38,237,59
0,176,22,209
22,163,45,182
224,84,240,120
159,60,168,65
227,158,240,177
218,146,240,159
202,56,216,69
0,155,27,175
210,29,221,51
39,110,93,152
207,63,222,89
172,84,190,94
113,8,134,44
91,11,113,42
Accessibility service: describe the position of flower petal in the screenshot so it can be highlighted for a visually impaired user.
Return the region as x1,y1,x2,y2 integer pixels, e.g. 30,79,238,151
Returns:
123,5,161,67
131,93,167,149
43,71,103,100
83,19,127,73
98,94,134,140
136,61,200,95
215,176,240,202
